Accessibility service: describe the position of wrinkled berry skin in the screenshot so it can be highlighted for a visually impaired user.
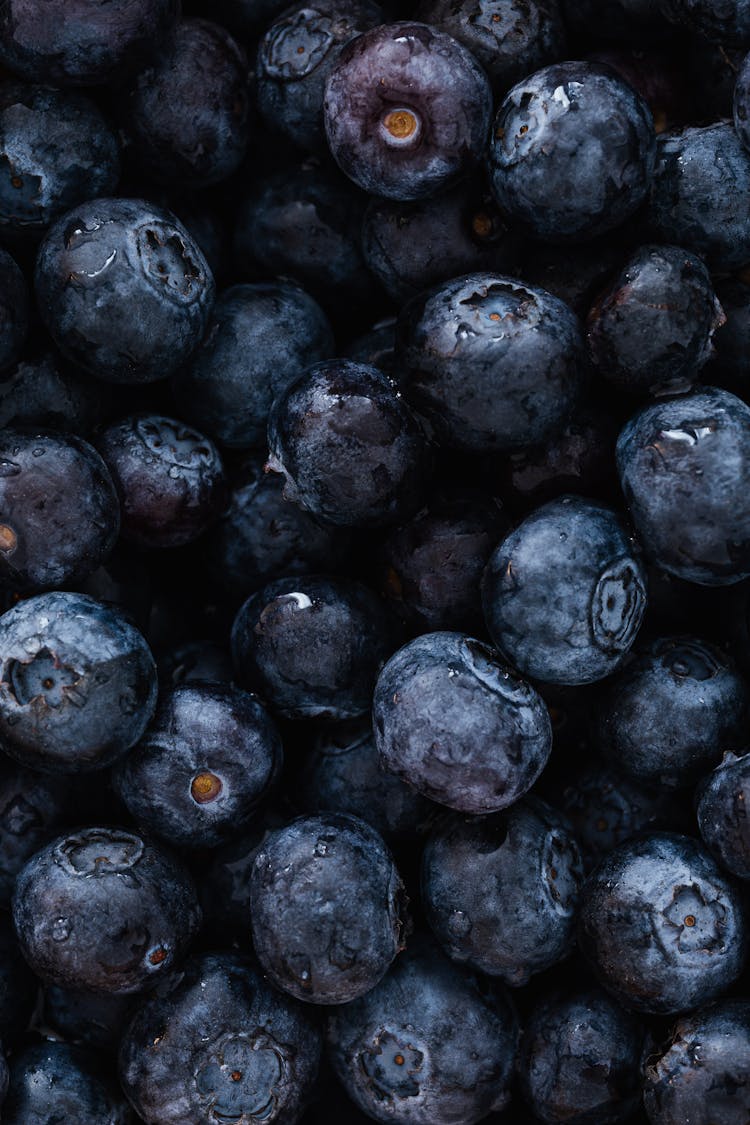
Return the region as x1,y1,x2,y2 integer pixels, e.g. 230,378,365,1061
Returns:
120,19,249,189
2,1042,132,1125
232,575,399,721
0,0,178,86
396,273,586,454
646,124,750,271
113,682,282,850
324,22,492,201
0,351,100,434
643,1000,750,1124
173,282,334,450
482,496,647,686
373,631,552,813
251,813,407,1004
519,988,646,1125
586,244,725,397
35,198,215,385
697,752,750,882
577,833,748,1015
0,430,119,591
97,415,226,549
489,62,656,243
119,953,321,1125
13,825,201,994
616,387,750,585
422,799,584,986
0,762,71,903
0,83,120,242
593,636,749,788
267,360,432,529
327,938,518,1125
659,0,750,45
257,0,382,154
0,247,26,371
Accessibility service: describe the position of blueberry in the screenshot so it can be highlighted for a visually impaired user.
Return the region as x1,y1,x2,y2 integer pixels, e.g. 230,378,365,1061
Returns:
44,985,134,1053
0,351,101,434
0,430,119,590
482,496,647,685
35,197,215,385
577,832,748,1014
267,360,432,528
587,47,692,134
489,62,656,243
422,798,584,986
658,0,750,45
327,937,518,1124
0,762,72,903
13,825,201,994
157,639,233,688
197,810,285,941
323,22,493,201
616,387,750,585
346,318,397,376
0,248,27,372
173,281,334,449
396,274,587,454
516,233,630,317
373,631,552,813
2,1042,131,1124
697,752,750,882
118,952,322,1124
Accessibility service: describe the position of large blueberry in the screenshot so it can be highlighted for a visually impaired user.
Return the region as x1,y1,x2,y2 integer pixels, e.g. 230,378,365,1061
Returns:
697,752,750,882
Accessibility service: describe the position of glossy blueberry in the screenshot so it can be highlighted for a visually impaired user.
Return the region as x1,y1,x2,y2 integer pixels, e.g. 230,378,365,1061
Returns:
0,248,26,371
327,938,517,1124
267,360,432,529
593,636,749,788
489,62,656,243
114,682,282,849
2,1042,131,1125
519,988,646,1125
616,387,750,585
323,22,492,201
0,351,100,434
97,414,226,549
658,0,750,45
646,124,750,272
0,762,72,903
251,813,407,1004
232,574,398,720
44,986,133,1053
13,825,201,994
257,0,383,154
422,798,584,986
119,952,321,1125
0,913,37,1045
35,197,215,385
396,273,586,454
373,631,552,813
577,833,748,1014
0,0,179,86
0,430,119,590
586,244,725,396
697,752,750,882
482,496,647,685
173,281,334,450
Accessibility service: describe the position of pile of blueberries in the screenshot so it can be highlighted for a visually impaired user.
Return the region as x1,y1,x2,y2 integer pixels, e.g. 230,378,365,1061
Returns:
3,0,750,1122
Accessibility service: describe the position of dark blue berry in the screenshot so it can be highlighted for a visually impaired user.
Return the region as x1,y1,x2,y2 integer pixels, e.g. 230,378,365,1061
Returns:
2,1042,131,1125
697,751,750,882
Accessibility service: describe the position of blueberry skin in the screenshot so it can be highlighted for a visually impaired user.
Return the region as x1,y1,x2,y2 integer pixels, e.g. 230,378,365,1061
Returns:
251,813,407,1004
2,1042,132,1125
257,0,383,154
519,988,646,1125
697,752,750,882
113,682,282,850
643,1000,750,1124
12,825,201,994
659,0,750,45
173,281,334,449
97,414,226,549
0,351,100,434
0,0,179,86
119,952,321,1125
327,938,518,1124
616,387,750,585
586,244,725,397
735,52,750,156
120,19,250,189
346,318,396,376
646,124,750,272
35,197,215,385
157,640,233,689
489,62,656,243
577,833,748,1015
44,985,134,1053
593,636,749,788
232,574,399,721
422,799,584,986
0,762,72,903
0,430,119,591
198,812,284,940
0,83,120,242
323,22,493,201
373,631,552,814
0,247,26,371
267,360,432,529
482,496,647,686
396,274,586,454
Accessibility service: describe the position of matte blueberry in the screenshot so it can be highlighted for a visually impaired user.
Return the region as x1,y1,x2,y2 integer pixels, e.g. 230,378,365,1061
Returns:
697,752,750,882
0,248,26,371
2,1042,132,1125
